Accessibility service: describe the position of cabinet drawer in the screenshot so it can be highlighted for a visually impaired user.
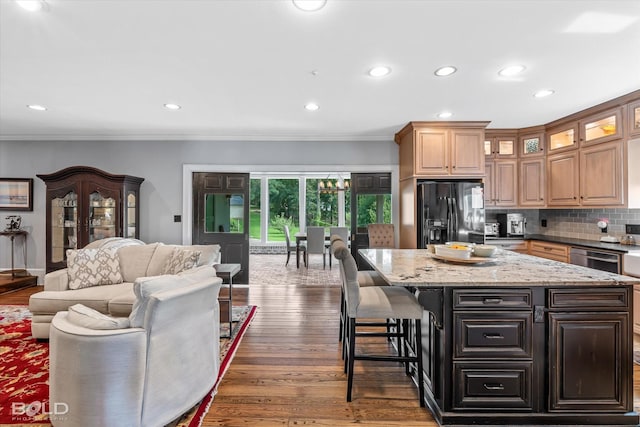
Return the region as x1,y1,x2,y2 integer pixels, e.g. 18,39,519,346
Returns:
453,289,532,310
453,362,532,409
529,241,569,262
454,312,532,358
548,287,629,310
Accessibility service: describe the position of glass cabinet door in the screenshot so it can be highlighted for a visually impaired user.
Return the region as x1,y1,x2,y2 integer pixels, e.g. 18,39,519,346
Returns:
548,124,578,152
580,108,621,145
628,101,640,137
520,133,544,157
126,191,137,238
51,191,77,264
88,191,116,243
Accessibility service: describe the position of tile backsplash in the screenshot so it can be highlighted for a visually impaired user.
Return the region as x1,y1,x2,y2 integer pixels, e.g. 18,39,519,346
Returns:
488,208,640,241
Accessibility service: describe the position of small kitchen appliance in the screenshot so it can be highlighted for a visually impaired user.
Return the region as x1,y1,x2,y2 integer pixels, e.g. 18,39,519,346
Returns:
485,222,499,237
496,213,525,237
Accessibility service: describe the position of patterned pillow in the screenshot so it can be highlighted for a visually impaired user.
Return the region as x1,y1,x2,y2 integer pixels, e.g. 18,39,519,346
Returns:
66,248,124,290
161,248,201,275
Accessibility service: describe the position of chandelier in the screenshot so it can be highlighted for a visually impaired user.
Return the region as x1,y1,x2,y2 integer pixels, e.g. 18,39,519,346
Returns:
318,177,350,193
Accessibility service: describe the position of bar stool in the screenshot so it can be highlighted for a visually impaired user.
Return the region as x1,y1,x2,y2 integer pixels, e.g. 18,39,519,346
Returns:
331,236,388,356
333,243,425,406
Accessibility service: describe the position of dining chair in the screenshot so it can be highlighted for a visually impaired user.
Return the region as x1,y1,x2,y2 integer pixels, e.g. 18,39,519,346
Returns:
367,223,395,249
328,226,349,269
284,225,305,267
305,226,327,269
332,242,425,406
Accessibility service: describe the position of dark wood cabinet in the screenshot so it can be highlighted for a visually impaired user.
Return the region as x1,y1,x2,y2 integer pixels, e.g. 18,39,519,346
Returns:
38,166,144,272
416,285,637,425
547,287,631,412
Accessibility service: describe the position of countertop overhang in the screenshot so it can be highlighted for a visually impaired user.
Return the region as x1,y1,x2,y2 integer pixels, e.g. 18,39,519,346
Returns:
359,248,640,287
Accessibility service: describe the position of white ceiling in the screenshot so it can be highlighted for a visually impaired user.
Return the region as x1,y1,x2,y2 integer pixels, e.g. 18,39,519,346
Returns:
1,0,639,142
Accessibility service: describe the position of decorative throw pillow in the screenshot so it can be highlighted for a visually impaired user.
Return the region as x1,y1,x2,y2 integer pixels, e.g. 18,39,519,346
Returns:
67,303,130,329
67,248,123,290
161,248,201,275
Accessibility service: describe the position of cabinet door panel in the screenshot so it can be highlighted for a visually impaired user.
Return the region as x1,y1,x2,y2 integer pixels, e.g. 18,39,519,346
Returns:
547,152,579,206
580,141,623,206
549,312,630,411
494,160,517,206
451,130,484,175
519,158,545,207
416,130,449,175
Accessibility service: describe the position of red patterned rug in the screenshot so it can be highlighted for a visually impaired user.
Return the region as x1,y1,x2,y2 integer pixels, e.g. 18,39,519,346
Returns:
0,305,256,426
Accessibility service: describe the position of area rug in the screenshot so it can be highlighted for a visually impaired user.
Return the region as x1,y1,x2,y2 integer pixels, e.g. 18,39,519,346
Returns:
0,304,257,426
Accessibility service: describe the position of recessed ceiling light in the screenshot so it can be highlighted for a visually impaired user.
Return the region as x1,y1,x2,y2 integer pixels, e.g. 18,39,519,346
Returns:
498,65,526,77
164,103,181,110
368,66,391,77
565,12,638,33
534,89,555,98
27,104,46,111
16,0,45,12
434,66,457,77
305,103,319,111
292,0,327,12
437,111,453,119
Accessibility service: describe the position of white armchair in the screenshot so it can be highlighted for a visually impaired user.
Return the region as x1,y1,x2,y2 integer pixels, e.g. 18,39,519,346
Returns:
49,274,222,427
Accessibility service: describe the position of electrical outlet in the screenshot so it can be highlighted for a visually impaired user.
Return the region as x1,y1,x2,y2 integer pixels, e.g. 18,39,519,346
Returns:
174,215,181,223
541,219,547,227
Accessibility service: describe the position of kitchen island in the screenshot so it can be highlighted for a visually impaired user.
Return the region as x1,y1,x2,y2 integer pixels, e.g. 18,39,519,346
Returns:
359,248,640,426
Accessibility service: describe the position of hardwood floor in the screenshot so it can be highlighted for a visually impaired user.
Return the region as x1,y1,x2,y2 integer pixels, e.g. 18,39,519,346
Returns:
3,255,639,426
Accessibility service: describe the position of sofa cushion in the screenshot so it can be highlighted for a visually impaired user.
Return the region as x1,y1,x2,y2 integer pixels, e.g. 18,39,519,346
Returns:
186,244,220,266
67,303,131,329
108,292,136,317
129,266,215,327
118,243,159,283
161,248,201,275
67,248,123,289
29,283,135,315
146,244,175,276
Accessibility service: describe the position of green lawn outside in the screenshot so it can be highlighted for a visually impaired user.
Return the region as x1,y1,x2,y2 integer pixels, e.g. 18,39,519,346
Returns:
250,209,299,242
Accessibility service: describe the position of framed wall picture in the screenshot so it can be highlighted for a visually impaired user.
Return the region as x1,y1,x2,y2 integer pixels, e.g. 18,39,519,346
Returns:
0,178,34,211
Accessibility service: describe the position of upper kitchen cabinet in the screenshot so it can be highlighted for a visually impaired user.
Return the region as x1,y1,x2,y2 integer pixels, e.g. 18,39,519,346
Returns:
38,166,144,272
629,100,640,138
518,126,545,157
547,122,579,154
484,130,517,159
579,108,623,147
396,121,489,179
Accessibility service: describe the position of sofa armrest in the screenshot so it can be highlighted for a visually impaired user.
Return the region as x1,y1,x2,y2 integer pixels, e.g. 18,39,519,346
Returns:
44,268,69,291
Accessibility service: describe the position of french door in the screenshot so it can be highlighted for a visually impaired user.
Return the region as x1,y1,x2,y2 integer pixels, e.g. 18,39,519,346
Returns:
192,172,250,283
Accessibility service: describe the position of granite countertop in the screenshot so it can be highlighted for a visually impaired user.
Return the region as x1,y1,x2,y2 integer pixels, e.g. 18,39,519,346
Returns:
359,248,640,288
524,234,640,253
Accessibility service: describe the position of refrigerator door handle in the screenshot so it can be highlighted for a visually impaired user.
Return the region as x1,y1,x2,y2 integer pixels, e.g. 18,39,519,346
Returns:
452,197,458,240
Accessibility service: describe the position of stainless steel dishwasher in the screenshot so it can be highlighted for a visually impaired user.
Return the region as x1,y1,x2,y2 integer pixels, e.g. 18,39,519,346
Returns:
569,246,621,274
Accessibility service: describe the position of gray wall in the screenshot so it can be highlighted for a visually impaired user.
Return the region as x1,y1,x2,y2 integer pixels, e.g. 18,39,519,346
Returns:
0,139,398,281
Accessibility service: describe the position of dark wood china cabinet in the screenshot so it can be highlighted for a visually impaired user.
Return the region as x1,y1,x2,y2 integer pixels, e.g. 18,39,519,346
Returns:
38,166,144,272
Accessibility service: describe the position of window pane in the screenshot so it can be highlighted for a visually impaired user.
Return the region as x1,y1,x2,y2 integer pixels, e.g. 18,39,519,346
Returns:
307,178,340,227
356,194,391,232
204,193,244,233
250,178,261,240
268,178,299,241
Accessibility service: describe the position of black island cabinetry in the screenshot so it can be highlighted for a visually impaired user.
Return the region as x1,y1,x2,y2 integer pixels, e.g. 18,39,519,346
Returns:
417,285,635,426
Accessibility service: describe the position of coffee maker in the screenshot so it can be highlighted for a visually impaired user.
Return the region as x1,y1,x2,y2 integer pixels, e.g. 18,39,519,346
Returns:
496,213,525,237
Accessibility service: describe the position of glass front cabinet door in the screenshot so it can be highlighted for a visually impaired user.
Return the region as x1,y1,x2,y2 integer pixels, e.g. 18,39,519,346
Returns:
519,131,545,157
38,166,144,272
579,108,622,146
547,122,579,153
629,100,640,137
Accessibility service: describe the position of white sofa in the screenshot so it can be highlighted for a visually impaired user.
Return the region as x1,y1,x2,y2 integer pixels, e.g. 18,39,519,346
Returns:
49,268,222,427
29,238,221,338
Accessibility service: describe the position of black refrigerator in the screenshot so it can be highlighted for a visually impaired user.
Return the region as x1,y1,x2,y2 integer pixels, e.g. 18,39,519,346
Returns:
416,180,485,248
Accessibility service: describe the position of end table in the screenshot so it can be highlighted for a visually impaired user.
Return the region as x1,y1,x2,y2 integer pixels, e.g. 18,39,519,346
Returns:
214,263,241,338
